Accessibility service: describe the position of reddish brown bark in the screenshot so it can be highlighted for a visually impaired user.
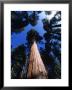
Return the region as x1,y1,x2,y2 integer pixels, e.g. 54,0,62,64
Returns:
27,41,48,79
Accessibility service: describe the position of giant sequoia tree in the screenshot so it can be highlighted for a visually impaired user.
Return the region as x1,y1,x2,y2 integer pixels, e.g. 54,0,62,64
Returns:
26,29,48,79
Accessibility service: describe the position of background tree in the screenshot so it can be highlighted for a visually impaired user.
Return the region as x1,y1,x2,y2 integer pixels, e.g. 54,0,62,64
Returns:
28,11,39,26
42,11,61,78
11,11,29,33
11,45,27,79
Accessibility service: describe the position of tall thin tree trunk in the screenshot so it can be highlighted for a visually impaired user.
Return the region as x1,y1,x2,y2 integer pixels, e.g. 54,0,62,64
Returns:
27,41,48,79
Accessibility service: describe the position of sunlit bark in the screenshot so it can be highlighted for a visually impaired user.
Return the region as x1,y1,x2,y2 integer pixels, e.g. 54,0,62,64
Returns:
27,41,48,79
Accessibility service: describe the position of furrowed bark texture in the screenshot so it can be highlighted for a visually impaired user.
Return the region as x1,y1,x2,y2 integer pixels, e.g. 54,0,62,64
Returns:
27,41,48,79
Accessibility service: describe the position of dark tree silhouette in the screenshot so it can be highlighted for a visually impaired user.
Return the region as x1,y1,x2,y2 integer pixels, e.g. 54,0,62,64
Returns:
29,11,39,26
11,45,26,79
36,11,42,14
11,11,29,33
42,18,51,32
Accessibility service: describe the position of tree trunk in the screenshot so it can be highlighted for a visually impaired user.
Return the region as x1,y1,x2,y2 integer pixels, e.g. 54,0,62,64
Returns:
27,41,48,79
